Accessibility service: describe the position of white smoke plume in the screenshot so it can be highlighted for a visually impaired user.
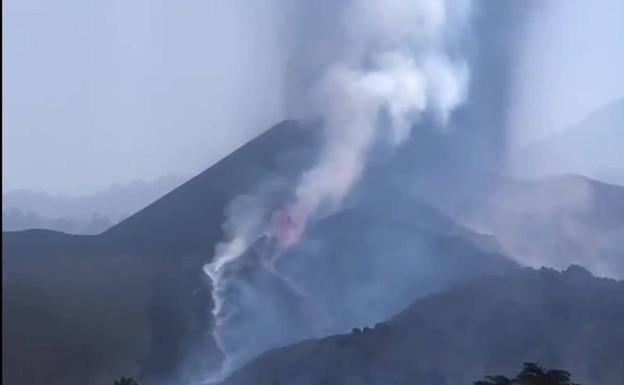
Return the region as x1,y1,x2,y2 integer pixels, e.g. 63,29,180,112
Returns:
203,0,472,379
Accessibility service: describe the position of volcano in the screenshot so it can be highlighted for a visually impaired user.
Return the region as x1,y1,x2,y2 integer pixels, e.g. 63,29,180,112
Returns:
3,119,623,385
2,120,318,385
2,119,506,385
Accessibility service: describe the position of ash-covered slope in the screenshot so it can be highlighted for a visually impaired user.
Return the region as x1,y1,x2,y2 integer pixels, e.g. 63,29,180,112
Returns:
3,116,622,385
276,204,517,334
2,120,317,385
100,120,318,257
2,119,514,385
221,266,624,385
3,120,315,263
210,201,518,371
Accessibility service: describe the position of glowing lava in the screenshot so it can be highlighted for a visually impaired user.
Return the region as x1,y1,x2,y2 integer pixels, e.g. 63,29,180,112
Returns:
270,202,310,250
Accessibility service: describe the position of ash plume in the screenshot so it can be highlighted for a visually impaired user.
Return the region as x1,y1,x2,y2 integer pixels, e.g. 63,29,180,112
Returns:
203,0,473,379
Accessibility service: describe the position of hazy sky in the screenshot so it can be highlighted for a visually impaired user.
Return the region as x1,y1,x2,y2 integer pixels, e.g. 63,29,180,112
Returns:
506,0,624,147
3,0,623,195
3,0,289,194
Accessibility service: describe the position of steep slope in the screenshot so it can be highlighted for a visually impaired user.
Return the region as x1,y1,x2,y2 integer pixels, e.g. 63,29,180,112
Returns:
2,120,317,385
7,119,618,385
2,118,514,385
100,119,318,257
221,266,624,385
4,117,622,385
277,204,516,334
209,202,517,370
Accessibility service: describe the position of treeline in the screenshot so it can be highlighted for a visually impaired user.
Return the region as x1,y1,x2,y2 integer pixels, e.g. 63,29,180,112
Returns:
114,362,580,385
2,208,115,234
475,362,580,385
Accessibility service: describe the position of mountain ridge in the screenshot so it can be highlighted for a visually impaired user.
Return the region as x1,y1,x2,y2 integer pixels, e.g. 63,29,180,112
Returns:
220,266,624,385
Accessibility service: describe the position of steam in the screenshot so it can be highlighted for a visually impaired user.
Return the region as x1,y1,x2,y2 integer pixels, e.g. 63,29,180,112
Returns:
203,0,472,379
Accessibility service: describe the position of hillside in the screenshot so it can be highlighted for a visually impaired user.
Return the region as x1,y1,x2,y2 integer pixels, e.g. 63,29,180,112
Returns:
2,120,513,385
468,174,624,279
221,266,624,385
207,201,518,371
2,120,316,385
4,118,621,385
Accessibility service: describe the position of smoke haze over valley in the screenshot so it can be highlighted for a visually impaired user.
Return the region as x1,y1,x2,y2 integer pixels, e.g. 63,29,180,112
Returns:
3,174,186,234
2,1,623,385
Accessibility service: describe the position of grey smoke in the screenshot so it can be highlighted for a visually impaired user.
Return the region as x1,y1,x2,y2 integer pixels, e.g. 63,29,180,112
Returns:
203,0,473,379
484,0,624,278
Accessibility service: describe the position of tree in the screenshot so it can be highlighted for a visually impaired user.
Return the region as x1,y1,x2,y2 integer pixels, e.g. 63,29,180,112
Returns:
474,363,580,385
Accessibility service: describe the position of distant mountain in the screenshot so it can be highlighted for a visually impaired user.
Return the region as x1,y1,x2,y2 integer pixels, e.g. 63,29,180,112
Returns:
509,97,624,186
2,174,186,234
2,208,114,234
466,174,624,279
221,266,624,385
